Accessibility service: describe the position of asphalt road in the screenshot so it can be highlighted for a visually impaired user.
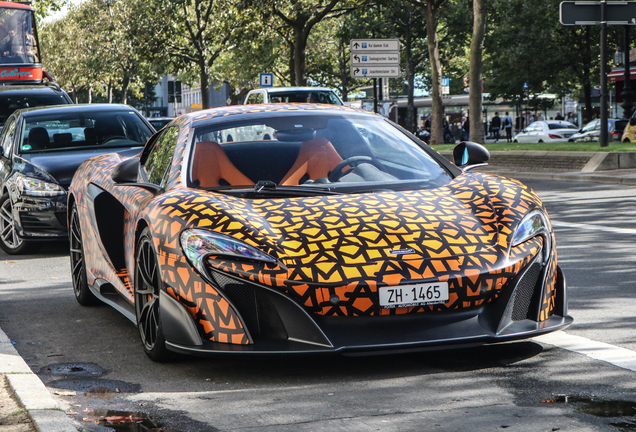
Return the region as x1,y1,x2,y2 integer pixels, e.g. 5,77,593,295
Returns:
0,178,636,431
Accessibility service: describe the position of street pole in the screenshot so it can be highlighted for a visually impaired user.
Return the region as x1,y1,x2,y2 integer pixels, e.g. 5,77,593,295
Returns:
600,0,609,147
373,78,378,113
622,25,635,119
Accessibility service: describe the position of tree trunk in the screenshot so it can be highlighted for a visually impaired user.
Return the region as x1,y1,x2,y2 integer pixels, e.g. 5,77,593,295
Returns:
469,0,486,144
88,84,92,104
424,3,443,145
293,26,308,86
200,58,210,109
121,76,129,104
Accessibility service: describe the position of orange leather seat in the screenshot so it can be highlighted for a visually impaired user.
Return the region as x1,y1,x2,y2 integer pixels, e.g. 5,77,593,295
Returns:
280,136,343,185
191,141,254,187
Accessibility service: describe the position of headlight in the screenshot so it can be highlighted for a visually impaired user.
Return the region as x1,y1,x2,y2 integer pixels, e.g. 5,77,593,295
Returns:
512,209,551,264
15,174,65,197
180,229,276,276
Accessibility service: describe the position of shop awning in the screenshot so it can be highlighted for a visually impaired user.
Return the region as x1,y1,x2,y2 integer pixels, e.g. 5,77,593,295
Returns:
608,68,636,82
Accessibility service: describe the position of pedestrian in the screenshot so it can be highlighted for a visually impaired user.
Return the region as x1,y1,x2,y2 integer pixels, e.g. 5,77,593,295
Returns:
527,112,534,124
462,115,470,141
491,112,501,143
555,112,565,121
515,113,525,133
566,112,577,126
424,115,431,132
502,111,513,143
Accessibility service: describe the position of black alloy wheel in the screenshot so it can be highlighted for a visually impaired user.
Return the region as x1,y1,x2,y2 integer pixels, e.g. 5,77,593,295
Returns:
134,227,176,362
69,203,99,305
0,192,37,255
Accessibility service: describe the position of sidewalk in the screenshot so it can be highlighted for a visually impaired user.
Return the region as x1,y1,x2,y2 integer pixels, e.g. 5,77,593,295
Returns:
2,151,636,432
0,327,77,431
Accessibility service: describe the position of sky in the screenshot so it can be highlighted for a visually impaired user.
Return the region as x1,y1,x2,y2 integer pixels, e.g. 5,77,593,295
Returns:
44,0,84,23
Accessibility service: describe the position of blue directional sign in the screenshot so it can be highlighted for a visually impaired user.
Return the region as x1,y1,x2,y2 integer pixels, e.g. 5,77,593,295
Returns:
259,73,273,87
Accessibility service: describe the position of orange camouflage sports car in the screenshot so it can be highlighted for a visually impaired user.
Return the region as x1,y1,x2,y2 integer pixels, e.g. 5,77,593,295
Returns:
68,104,572,362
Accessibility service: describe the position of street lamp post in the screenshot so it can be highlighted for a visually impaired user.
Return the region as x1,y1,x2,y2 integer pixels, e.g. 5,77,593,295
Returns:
622,26,635,119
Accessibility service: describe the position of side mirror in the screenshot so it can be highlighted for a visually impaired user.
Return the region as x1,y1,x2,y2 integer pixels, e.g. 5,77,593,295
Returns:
453,141,490,169
630,117,636,126
111,157,139,183
111,156,164,194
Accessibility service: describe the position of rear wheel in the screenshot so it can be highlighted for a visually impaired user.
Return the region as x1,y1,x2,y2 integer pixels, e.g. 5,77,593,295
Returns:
0,192,37,254
69,203,99,305
538,139,544,143
135,228,176,362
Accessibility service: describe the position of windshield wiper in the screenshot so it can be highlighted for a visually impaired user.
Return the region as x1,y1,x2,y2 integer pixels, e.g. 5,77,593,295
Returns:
203,180,341,196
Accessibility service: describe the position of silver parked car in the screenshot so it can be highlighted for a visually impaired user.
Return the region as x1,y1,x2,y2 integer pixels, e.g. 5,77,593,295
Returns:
568,118,628,142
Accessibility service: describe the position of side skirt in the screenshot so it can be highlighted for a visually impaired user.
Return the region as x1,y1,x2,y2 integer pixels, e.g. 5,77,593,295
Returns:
89,279,136,324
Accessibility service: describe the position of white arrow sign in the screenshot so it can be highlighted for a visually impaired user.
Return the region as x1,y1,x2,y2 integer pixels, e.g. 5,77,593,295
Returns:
351,52,400,65
351,66,400,78
351,39,400,52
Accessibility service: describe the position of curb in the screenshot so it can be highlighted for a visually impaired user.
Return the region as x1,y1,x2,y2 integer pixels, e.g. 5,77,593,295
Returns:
0,328,76,431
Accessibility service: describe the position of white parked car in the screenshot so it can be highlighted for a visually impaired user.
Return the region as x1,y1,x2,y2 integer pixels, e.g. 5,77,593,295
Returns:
513,120,579,143
244,87,344,105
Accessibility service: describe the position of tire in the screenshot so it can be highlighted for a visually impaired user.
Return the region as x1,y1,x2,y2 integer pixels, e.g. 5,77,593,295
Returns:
0,192,37,255
538,140,544,143
513,139,518,143
69,203,99,305
624,139,631,143
134,228,176,362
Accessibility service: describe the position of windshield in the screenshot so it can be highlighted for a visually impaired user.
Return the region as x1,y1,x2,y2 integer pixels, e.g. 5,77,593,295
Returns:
187,113,452,196
0,92,69,124
269,91,342,105
20,110,153,153
0,8,39,64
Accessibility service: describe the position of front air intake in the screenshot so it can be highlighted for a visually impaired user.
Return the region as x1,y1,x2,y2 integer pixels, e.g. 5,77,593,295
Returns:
510,262,542,321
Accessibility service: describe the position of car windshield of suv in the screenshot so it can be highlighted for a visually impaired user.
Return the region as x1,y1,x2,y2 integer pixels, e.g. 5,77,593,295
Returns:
269,91,343,105
0,92,69,125
187,113,452,197
19,110,153,153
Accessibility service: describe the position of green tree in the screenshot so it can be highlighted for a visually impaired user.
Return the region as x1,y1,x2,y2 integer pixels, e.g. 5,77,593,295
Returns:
253,0,366,86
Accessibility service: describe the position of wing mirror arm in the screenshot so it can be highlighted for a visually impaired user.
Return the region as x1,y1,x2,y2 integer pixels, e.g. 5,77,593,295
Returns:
453,141,490,171
111,157,164,194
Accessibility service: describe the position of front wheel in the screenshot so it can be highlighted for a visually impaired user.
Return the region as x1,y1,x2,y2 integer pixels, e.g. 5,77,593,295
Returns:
69,203,99,305
135,228,176,362
0,192,37,255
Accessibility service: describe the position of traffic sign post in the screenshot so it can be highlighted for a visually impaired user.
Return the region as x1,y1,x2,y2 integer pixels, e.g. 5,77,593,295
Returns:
350,39,400,113
560,1,636,25
560,1,636,147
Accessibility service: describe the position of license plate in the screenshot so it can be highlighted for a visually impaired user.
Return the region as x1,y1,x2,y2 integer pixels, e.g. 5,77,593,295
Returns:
379,282,449,308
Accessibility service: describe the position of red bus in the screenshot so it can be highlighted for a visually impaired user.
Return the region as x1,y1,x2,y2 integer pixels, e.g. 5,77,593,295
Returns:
0,1,43,84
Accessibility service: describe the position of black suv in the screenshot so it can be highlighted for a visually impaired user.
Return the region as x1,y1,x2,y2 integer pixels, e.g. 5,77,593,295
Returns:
0,83,72,127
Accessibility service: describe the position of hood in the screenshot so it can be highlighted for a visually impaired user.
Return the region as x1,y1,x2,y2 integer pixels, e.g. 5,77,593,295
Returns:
18,147,142,188
187,181,502,266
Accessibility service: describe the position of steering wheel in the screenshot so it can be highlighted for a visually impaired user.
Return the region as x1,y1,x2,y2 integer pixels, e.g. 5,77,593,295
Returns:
328,156,386,182
101,136,128,145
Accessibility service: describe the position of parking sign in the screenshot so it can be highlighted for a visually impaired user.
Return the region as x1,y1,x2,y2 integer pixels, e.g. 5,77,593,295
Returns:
259,73,273,87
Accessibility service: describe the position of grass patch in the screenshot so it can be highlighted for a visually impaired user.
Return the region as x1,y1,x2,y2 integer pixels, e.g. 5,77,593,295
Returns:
430,141,636,152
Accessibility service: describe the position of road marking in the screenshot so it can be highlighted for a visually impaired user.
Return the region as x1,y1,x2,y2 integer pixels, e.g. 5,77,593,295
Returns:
534,331,636,372
551,220,636,235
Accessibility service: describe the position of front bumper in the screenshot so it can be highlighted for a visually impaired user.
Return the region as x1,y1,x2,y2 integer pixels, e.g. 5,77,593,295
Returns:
13,193,68,240
162,259,572,356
